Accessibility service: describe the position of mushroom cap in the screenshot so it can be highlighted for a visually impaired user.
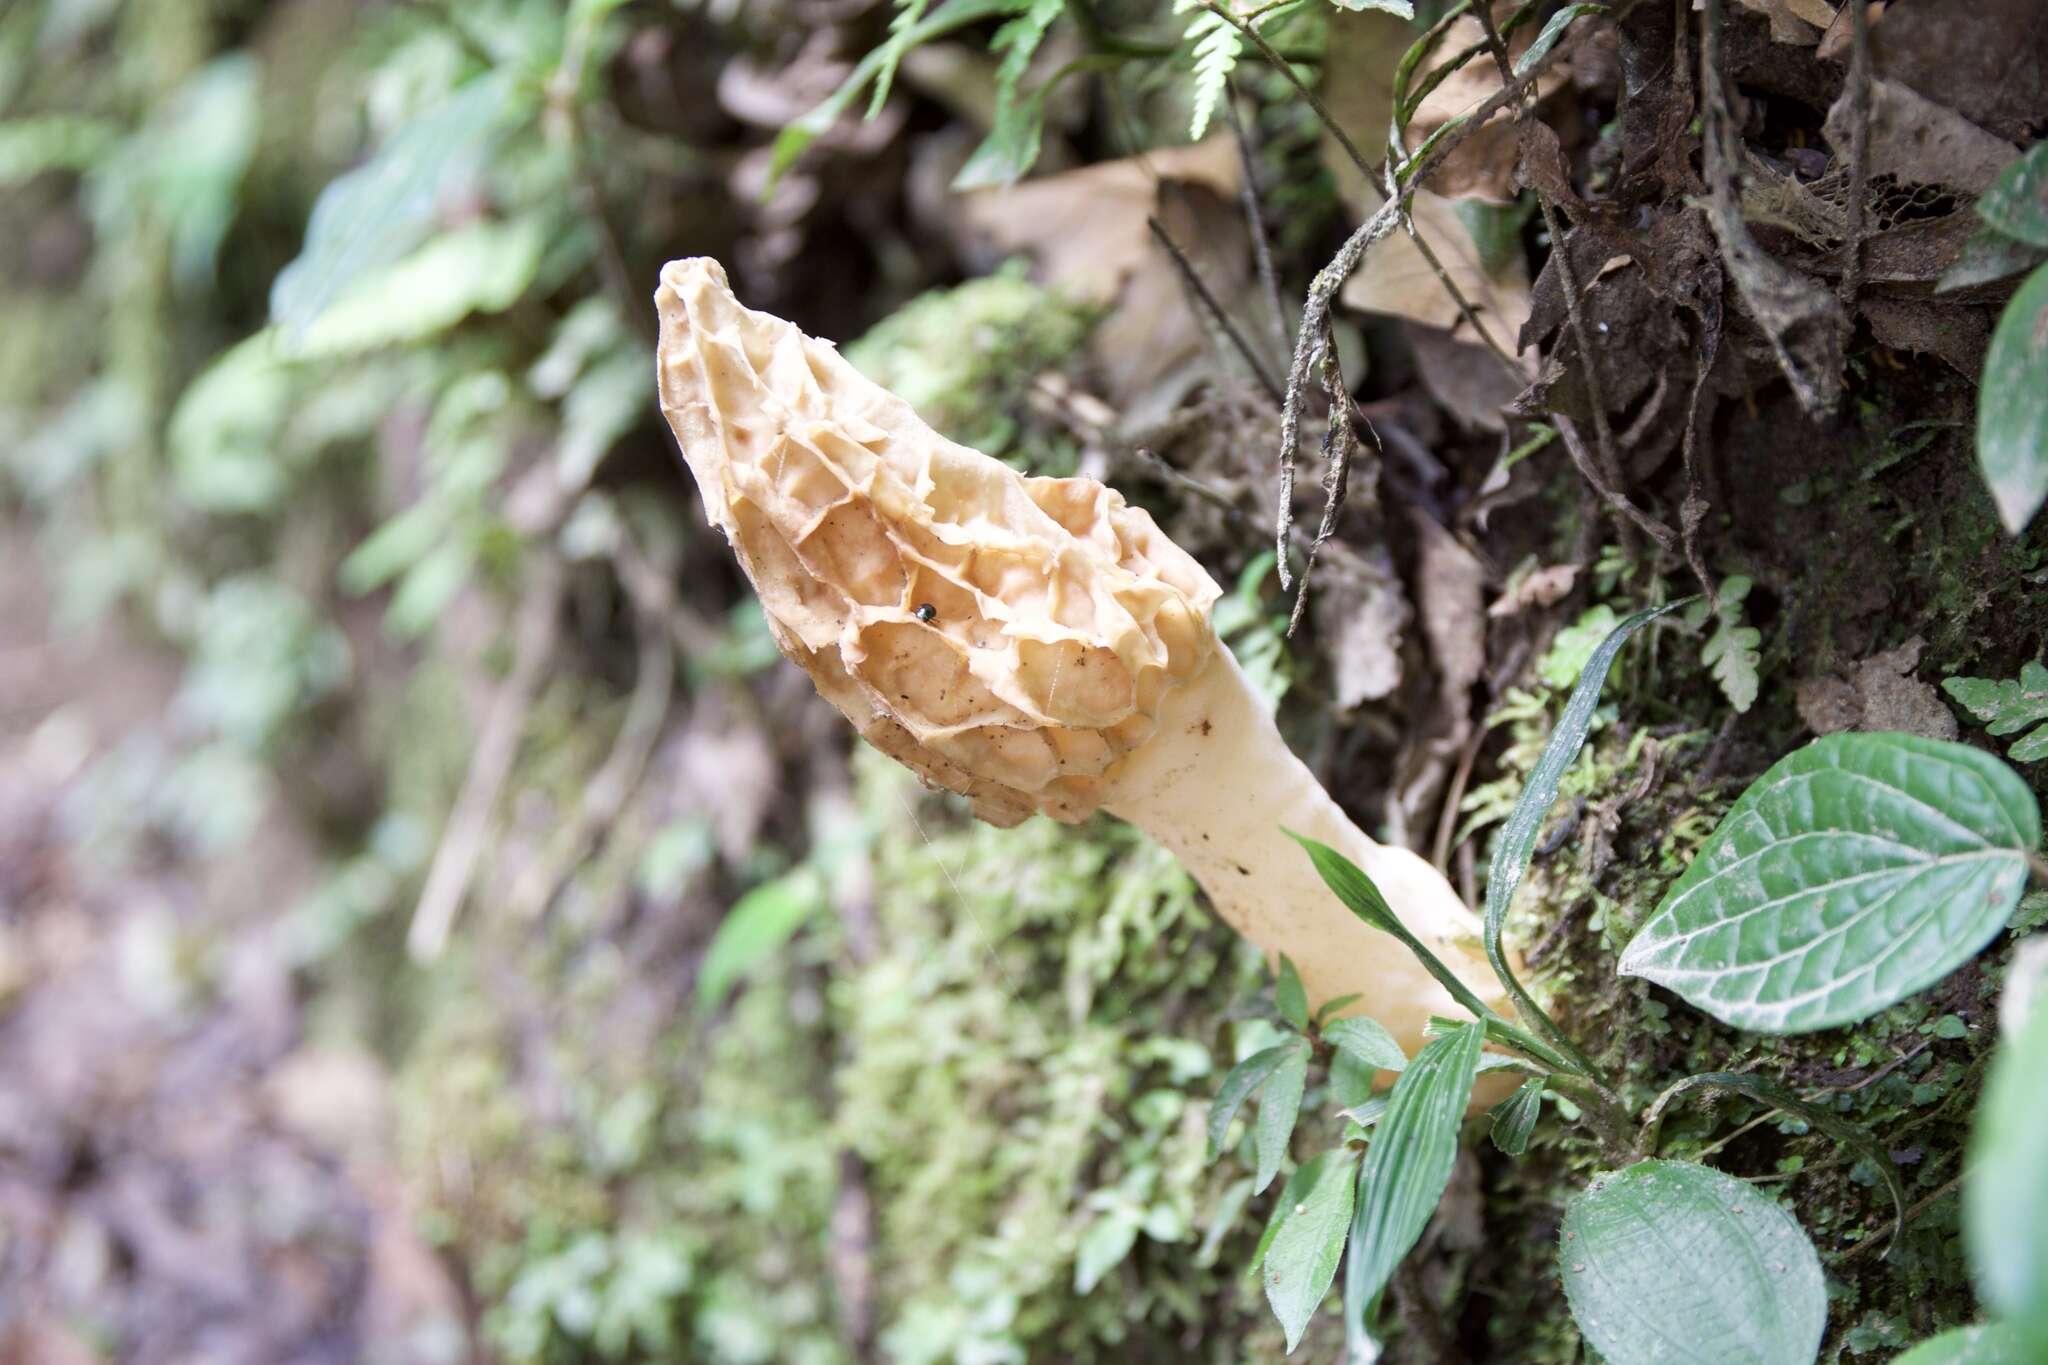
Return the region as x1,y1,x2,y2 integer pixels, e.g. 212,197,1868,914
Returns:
655,258,1222,826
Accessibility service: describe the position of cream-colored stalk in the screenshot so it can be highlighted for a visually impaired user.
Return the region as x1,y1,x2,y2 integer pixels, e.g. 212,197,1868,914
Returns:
654,257,1506,1058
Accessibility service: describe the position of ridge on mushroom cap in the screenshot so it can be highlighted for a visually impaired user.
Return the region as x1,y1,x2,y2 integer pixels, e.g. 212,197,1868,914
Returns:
655,257,1222,825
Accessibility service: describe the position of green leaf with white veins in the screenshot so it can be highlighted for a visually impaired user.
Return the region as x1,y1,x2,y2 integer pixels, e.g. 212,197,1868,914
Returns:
1620,733,2040,1033
1343,1020,1483,1322
1560,1160,1825,1365
1945,661,2048,763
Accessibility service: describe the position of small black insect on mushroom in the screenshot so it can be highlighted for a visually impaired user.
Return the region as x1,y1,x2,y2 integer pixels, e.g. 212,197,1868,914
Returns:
914,603,937,623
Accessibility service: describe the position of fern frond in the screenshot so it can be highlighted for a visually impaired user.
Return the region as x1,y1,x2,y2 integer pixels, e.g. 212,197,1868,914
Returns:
868,0,934,117
1176,3,1242,141
990,0,1063,98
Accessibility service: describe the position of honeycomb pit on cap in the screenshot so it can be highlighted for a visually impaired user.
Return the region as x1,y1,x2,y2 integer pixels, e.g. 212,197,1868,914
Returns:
654,257,1509,1067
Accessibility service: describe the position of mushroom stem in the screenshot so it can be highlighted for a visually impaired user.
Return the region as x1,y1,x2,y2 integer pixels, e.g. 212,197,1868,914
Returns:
1105,646,1506,1056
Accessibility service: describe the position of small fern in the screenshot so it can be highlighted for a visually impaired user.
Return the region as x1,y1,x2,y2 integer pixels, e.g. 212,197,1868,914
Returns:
1175,1,1243,141
868,0,935,117
953,0,1066,187
1689,575,1762,714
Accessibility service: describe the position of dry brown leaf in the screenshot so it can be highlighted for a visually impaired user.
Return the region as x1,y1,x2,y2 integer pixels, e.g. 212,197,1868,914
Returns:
953,138,1252,409
1729,0,1837,46
1823,77,2020,195
1319,11,1535,367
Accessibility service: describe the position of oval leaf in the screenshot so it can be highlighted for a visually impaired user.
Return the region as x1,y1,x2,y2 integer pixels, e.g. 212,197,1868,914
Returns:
1209,1043,1294,1157
1619,732,2040,1033
1323,1016,1408,1074
1343,1020,1483,1324
1560,1160,1825,1365
1977,262,2048,535
1964,987,2048,1342
1256,1040,1311,1194
1263,1148,1360,1353
270,72,527,340
1894,1325,2038,1365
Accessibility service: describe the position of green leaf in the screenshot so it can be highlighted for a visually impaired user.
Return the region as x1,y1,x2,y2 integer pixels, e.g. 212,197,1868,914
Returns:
1314,992,1364,1027
271,71,530,339
1209,1043,1295,1157
1323,1016,1408,1074
1620,732,2040,1033
1328,0,1413,14
1514,3,1604,79
1276,954,1311,1032
1176,1,1243,141
1343,1020,1483,1321
770,0,1021,178
1561,1160,1826,1365
951,0,1062,188
1978,262,2048,534
1964,990,2048,1343
1263,1147,1360,1352
285,216,548,358
1487,599,1690,1053
1699,576,1761,714
695,868,825,1010
1937,225,2048,293
1074,1208,1142,1294
1977,141,2048,250
1256,1040,1311,1193
1289,832,1497,1026
1894,1325,2039,1365
1489,1076,1544,1156
868,0,935,117
0,114,117,182
1945,662,2048,763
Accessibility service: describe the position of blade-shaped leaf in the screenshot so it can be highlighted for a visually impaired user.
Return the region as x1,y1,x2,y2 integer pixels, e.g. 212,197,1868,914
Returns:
1486,600,1690,1055
1894,1325,2037,1365
1964,987,2048,1343
1977,262,2048,535
1323,1016,1407,1074
1514,3,1605,79
271,72,528,339
1262,1147,1360,1353
1209,1043,1295,1157
1489,1076,1545,1156
1620,732,2040,1033
1257,1040,1312,1193
1277,954,1311,1032
696,868,824,1010
1343,1020,1483,1319
1560,1160,1826,1365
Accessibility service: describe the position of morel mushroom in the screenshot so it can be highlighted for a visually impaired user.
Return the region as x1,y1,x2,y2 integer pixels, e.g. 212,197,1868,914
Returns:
655,257,1506,1056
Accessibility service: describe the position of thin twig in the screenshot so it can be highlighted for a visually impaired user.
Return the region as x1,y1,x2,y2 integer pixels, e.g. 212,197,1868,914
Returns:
1147,215,1285,406
1389,177,1525,379
1554,413,1680,553
1836,0,1872,311
407,551,568,960
1224,81,1292,365
1835,1175,1961,1264
1474,5,1631,533
1274,8,1608,594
